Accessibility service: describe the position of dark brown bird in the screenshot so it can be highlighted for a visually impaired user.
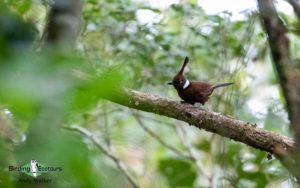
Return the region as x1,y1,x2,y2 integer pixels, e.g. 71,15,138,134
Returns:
168,56,233,105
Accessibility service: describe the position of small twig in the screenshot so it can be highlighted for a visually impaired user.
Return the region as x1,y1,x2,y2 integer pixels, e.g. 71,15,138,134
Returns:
102,103,111,146
63,126,139,188
133,110,215,187
175,123,215,188
209,134,217,186
132,112,189,159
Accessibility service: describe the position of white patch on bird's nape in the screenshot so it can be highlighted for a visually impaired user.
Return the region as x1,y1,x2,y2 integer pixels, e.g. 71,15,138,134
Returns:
183,80,190,89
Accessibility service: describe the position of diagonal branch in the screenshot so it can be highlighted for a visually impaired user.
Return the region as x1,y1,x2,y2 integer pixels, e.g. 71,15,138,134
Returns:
63,126,139,188
175,123,215,188
103,89,295,156
134,111,214,187
132,112,189,159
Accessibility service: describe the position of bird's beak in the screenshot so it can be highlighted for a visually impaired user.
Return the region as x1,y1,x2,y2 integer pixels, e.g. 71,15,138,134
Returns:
167,81,173,85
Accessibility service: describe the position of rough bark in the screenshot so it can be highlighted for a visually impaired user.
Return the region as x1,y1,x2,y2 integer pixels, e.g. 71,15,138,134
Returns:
103,89,295,155
257,0,300,180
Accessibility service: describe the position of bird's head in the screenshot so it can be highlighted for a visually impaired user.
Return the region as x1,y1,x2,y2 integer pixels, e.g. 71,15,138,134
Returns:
168,56,190,90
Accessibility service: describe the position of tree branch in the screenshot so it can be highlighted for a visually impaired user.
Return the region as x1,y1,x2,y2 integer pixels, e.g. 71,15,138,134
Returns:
257,0,300,179
287,0,300,22
44,0,82,44
134,111,215,187
103,89,295,156
132,111,189,159
63,126,139,188
257,0,300,141
175,123,215,188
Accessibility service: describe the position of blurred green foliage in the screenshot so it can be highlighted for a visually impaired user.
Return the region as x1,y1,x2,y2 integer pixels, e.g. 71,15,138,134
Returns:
159,158,197,187
0,0,297,187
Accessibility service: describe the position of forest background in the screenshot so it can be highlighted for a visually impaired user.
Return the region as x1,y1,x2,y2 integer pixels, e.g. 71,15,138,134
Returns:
1,0,300,187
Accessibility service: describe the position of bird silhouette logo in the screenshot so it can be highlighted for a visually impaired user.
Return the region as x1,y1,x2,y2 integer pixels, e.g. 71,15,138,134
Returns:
30,159,39,178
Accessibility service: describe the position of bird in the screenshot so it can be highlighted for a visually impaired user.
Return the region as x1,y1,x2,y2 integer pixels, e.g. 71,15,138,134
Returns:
168,56,233,105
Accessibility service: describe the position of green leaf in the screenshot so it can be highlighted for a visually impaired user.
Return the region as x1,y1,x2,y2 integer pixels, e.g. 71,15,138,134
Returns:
159,158,197,187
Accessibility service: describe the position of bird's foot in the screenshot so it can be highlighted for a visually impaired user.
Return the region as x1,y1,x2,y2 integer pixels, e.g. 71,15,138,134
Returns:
180,101,195,106
192,103,203,109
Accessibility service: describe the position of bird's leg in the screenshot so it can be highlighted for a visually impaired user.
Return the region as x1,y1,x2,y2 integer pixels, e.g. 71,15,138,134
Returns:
193,103,203,108
180,101,195,107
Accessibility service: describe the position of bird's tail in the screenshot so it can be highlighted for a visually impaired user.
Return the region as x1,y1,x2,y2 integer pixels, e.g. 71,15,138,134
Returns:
212,82,234,89
205,83,233,96
205,82,233,96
